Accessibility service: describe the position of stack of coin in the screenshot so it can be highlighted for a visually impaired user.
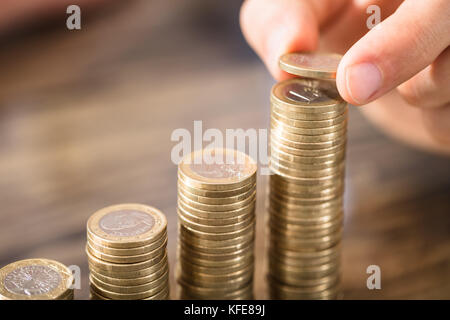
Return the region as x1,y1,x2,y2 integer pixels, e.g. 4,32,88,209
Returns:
86,203,170,300
176,148,257,299
268,52,346,299
0,259,74,300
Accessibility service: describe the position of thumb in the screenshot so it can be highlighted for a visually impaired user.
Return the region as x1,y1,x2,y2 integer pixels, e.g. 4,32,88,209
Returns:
336,0,450,105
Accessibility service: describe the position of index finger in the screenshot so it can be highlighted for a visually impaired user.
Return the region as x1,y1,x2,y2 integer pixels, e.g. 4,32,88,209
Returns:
239,0,347,80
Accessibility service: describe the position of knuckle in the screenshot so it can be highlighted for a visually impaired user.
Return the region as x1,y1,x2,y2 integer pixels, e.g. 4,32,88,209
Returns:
398,82,426,107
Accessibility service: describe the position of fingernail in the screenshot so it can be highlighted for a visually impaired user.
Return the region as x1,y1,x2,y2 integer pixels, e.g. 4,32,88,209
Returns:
346,62,382,104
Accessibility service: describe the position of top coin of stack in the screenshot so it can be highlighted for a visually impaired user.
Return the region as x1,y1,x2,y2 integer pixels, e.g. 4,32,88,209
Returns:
86,203,170,300
0,259,74,300
176,148,257,300
268,52,346,300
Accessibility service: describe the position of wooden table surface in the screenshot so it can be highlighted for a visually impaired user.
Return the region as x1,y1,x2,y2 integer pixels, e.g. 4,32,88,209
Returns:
0,0,449,300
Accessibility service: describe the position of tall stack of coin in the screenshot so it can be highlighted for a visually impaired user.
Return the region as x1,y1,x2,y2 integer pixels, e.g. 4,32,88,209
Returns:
268,53,346,299
86,203,170,300
176,148,257,299
0,259,74,300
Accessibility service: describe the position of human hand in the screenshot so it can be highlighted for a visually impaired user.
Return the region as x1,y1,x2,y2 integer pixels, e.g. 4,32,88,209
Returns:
240,0,450,154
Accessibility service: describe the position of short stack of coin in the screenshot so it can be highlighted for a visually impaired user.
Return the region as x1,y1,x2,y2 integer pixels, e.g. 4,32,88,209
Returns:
0,259,74,300
176,148,257,299
268,53,346,299
86,203,170,300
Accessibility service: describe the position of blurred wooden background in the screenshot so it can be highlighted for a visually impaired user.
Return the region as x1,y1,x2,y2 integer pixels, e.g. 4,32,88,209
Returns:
0,0,449,300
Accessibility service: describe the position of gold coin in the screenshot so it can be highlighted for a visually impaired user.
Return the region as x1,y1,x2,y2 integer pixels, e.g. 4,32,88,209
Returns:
270,221,342,238
272,107,345,124
177,281,253,300
87,247,166,272
179,224,254,248
177,277,252,296
269,164,344,184
269,223,342,239
178,183,255,205
268,270,340,290
177,206,254,227
271,108,347,129
178,198,256,219
271,82,344,114
90,287,170,300
87,237,167,264
90,282,169,300
87,203,167,249
178,211,255,234
270,189,342,205
271,116,347,136
270,157,345,174
61,289,75,300
177,221,255,241
270,214,343,232
90,268,169,294
269,249,340,269
270,160,345,179
269,194,343,211
272,107,345,123
178,148,257,191
178,176,256,198
271,137,346,157
270,291,338,300
269,173,344,191
269,287,339,300
269,258,340,278
269,190,343,208
89,253,168,279
179,242,253,262
270,180,344,198
178,210,255,234
269,231,341,251
272,243,340,258
271,102,346,118
279,52,342,80
269,284,340,300
177,268,253,290
90,263,168,287
271,131,347,150
269,204,343,219
178,249,253,268
178,190,256,212
269,249,339,268
177,261,253,281
270,174,340,191
271,189,341,204
271,124,346,144
178,254,253,275
270,187,343,204
269,213,343,229
270,103,347,124
271,77,342,108
0,259,74,300
270,145,345,165
90,289,107,300
179,234,253,255
268,208,342,225
269,210,343,228
87,230,167,257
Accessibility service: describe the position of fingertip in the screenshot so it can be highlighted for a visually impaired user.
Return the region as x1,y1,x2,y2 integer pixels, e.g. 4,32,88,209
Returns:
336,55,359,105
336,54,383,106
239,0,319,81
